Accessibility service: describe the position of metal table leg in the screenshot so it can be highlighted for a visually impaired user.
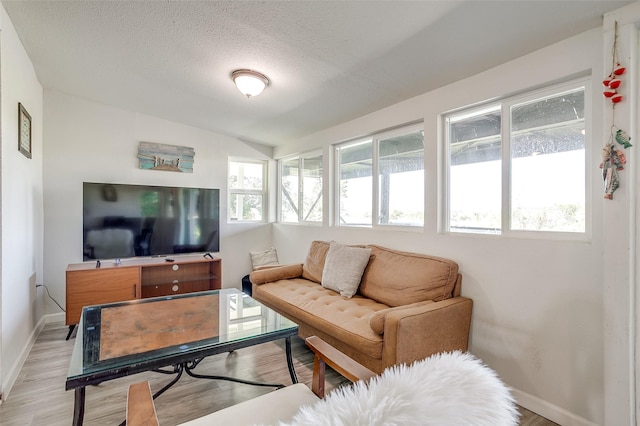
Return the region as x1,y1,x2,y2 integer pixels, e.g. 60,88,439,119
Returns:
285,336,298,384
72,386,85,426
185,361,285,389
65,324,76,341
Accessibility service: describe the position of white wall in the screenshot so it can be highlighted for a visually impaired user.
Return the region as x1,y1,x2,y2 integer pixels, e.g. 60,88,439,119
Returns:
600,6,640,426
42,91,274,317
0,4,44,398
3,3,637,423
273,29,610,425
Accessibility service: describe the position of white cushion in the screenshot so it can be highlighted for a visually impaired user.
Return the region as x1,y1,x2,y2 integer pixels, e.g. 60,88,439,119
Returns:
250,247,279,270
321,241,371,298
285,351,519,426
178,383,318,426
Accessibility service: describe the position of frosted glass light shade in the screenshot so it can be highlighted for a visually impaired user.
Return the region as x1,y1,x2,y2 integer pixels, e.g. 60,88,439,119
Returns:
232,69,269,98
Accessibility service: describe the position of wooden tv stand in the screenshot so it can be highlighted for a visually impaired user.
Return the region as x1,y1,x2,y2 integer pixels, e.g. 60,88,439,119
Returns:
65,255,221,339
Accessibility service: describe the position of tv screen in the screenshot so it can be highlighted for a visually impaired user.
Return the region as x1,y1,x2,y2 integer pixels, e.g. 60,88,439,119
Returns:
83,182,220,260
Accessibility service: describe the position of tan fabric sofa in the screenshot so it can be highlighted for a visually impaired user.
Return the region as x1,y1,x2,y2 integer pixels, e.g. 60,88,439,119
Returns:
250,241,473,374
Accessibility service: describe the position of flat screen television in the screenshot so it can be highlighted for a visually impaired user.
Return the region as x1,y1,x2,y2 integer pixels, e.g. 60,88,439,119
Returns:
83,182,220,260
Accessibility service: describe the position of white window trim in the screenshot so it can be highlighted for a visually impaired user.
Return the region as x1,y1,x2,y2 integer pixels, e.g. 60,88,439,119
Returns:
334,122,425,230
441,103,501,235
278,150,323,225
441,76,592,241
228,158,268,223
333,137,371,228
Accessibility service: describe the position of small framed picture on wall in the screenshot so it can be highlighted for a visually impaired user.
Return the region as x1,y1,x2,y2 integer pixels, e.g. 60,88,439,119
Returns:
18,102,32,159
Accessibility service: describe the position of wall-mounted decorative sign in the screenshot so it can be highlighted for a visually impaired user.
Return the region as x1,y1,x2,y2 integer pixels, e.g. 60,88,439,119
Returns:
138,141,194,173
18,103,32,159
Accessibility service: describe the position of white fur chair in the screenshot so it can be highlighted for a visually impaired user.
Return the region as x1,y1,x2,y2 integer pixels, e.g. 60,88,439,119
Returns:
127,337,519,425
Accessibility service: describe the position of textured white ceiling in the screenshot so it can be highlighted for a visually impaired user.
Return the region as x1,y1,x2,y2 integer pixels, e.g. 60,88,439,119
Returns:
2,1,631,146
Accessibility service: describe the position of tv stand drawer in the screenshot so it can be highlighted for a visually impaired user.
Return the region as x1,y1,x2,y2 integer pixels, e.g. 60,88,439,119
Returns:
141,280,211,298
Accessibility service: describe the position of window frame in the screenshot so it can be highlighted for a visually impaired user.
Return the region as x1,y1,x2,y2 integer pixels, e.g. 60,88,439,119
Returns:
334,122,425,229
278,150,323,225
228,158,268,223
441,77,591,240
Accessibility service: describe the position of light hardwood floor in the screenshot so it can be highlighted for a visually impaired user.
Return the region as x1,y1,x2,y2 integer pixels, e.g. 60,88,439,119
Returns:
0,322,557,425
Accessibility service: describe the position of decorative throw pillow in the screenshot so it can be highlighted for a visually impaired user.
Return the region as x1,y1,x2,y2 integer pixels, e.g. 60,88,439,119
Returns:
250,247,279,270
321,242,371,298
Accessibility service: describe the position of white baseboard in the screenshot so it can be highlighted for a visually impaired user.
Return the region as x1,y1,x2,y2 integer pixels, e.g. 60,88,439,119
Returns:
513,388,599,426
1,315,48,402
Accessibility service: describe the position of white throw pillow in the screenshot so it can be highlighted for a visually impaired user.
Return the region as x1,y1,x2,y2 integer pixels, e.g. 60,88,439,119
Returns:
250,247,279,270
321,242,371,298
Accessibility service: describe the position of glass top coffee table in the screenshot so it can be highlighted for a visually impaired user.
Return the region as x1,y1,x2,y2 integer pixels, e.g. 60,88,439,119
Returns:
65,288,299,426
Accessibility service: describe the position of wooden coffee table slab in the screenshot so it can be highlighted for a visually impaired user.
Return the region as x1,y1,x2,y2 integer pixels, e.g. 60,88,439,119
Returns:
100,294,220,360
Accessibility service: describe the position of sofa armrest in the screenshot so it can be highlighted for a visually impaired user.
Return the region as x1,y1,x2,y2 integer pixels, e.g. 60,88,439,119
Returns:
369,300,435,334
382,297,473,366
127,381,159,426
306,336,376,398
250,263,304,285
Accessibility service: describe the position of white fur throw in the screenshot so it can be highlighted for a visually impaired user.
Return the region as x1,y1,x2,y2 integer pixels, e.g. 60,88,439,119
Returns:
280,351,518,426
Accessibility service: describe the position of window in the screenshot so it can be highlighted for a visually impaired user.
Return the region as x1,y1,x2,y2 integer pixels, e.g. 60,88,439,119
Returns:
280,153,323,223
228,160,267,222
447,106,502,233
444,80,587,235
336,124,424,227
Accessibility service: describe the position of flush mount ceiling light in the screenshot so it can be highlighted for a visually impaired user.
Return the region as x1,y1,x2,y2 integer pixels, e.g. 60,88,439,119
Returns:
231,69,269,98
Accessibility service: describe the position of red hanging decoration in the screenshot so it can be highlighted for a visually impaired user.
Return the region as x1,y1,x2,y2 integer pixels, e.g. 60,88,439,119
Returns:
613,63,626,75
601,21,632,200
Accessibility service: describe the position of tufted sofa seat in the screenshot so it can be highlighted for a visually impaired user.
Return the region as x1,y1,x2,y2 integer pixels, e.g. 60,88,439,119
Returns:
250,241,473,374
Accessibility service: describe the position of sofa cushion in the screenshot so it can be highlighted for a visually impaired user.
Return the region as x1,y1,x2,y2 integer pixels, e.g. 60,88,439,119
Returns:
253,278,389,359
302,240,370,284
301,241,331,283
321,242,371,298
359,245,459,307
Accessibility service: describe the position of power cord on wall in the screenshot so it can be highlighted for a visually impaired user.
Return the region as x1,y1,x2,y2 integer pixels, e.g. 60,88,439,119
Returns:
36,284,65,312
